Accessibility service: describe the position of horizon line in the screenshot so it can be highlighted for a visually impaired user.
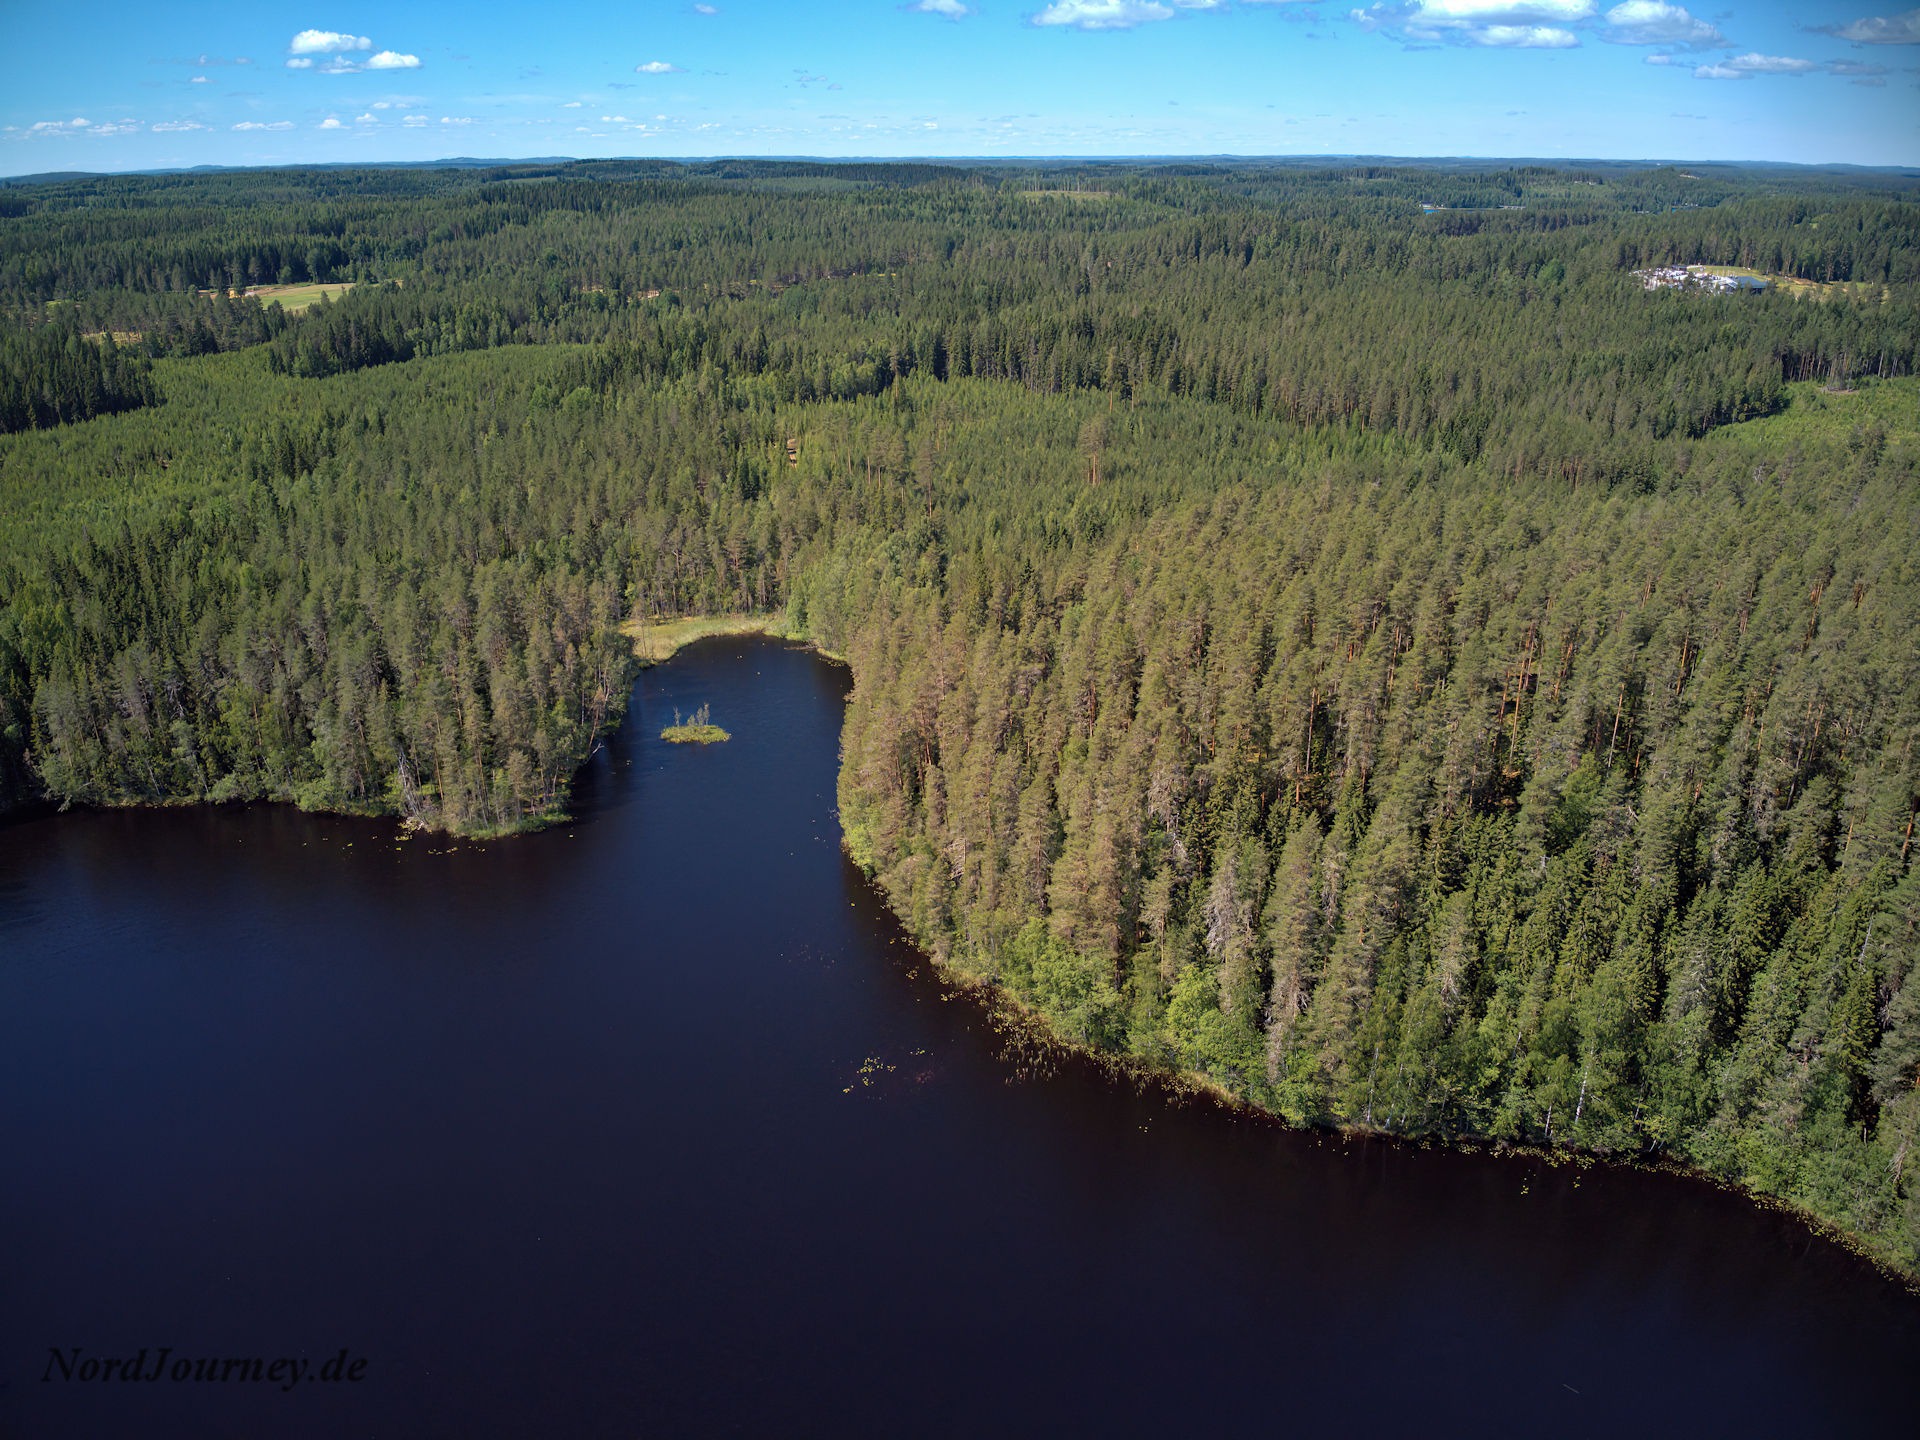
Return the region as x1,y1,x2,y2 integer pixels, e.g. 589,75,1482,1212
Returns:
8,152,1920,184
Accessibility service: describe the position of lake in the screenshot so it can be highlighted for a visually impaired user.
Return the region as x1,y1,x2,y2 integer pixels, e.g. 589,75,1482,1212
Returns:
3,634,1916,1436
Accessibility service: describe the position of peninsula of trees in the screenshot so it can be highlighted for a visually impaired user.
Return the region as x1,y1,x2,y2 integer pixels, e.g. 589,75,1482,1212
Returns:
2,158,1916,1274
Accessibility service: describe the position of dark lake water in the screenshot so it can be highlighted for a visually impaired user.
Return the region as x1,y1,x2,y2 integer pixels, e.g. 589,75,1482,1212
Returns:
3,635,1916,1437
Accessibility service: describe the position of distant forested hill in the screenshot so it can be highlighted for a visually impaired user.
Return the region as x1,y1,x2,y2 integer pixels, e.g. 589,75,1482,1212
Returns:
2,159,1916,1274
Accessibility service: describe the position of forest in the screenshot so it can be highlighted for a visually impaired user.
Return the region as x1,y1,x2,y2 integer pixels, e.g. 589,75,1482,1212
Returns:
2,157,1916,1275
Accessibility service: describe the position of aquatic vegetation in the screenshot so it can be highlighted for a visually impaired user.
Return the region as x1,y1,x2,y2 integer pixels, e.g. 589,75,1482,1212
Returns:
661,704,730,745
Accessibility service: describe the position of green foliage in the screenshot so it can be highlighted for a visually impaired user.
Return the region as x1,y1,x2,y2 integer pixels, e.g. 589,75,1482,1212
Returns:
661,703,729,744
0,316,156,432
2,158,1918,1273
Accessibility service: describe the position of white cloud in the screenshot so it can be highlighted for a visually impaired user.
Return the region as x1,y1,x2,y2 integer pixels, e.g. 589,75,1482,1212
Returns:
285,30,411,73
562,100,583,107
440,115,474,124
909,0,972,15
1474,23,1578,44
1410,0,1593,16
191,74,212,84
290,30,371,55
1033,1,1228,28
635,60,684,73
1654,48,1867,79
1822,9,1920,44
1601,1,1721,48
319,117,344,129
1352,1,1595,46
602,114,631,122
233,120,296,130
27,116,144,137
1723,51,1820,74
404,114,428,126
151,119,208,132
355,112,378,122
694,2,719,11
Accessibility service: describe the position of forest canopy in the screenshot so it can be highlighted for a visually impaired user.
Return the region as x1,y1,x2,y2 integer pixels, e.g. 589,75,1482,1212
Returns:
3,157,1917,1275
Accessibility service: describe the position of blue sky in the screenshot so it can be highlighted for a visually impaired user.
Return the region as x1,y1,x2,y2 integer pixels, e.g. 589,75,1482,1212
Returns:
3,2,1915,173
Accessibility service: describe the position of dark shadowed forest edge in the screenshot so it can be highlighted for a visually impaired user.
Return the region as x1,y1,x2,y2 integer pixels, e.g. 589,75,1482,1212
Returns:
2,158,1917,1276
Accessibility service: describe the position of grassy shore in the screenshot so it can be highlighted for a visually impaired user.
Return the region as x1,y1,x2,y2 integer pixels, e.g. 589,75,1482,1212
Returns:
621,613,783,665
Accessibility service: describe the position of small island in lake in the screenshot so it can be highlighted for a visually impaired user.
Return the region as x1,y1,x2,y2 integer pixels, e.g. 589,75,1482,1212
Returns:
661,703,730,745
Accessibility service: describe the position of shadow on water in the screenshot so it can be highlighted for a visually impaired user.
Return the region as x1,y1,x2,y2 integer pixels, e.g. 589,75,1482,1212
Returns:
2,634,1916,1438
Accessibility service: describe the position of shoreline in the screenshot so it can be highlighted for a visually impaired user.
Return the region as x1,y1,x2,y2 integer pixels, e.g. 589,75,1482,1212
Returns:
621,611,850,669
622,613,783,666
934,955,1920,1294
8,629,1915,1288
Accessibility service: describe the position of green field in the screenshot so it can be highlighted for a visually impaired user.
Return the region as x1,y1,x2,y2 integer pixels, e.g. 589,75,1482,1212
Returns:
231,282,356,311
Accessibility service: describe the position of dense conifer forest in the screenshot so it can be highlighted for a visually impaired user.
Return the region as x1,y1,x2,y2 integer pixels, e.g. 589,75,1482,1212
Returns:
2,158,1916,1273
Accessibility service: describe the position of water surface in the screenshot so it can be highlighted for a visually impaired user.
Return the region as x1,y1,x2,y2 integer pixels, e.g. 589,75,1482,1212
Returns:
3,635,1916,1436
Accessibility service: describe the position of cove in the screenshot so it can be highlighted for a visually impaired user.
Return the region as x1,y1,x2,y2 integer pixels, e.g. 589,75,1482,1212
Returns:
2,634,1916,1437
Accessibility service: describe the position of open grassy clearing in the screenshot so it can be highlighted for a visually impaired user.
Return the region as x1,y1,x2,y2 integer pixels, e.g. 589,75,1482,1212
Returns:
245,282,356,311
1694,265,1886,302
197,282,357,311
